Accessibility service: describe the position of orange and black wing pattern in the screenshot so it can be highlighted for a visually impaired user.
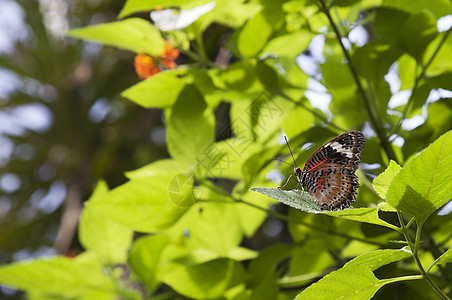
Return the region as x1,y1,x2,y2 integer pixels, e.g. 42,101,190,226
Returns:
300,131,365,210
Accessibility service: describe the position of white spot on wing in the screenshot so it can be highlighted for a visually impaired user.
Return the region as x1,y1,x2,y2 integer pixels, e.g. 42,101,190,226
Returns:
329,142,353,158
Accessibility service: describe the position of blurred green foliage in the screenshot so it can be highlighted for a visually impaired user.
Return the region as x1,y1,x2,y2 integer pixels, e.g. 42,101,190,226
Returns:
1,0,452,299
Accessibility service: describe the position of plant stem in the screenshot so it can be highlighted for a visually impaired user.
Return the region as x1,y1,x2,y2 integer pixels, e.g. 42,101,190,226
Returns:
317,0,398,162
390,27,452,136
397,212,450,299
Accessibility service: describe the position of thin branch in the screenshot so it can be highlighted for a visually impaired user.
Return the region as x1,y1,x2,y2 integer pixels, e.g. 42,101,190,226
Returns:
317,0,398,162
390,27,452,136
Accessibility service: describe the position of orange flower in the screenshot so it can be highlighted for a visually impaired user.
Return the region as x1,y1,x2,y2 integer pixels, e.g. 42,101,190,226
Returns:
161,57,177,69
134,42,180,79
163,45,180,60
134,54,161,79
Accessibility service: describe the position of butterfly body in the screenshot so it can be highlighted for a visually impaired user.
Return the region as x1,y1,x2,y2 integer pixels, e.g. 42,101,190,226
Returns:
288,131,365,211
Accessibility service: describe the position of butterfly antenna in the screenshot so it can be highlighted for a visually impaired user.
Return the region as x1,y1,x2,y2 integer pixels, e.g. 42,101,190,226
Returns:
273,157,295,168
284,136,298,167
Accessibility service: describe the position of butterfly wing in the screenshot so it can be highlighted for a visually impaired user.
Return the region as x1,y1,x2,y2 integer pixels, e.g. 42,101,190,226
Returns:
301,131,365,210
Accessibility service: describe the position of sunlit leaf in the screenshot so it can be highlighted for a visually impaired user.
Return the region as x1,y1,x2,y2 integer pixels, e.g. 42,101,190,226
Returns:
373,160,402,199
67,18,165,56
129,234,169,292
386,130,452,223
167,85,215,166
121,71,186,108
159,258,245,299
87,174,194,232
296,249,418,300
79,181,133,263
0,254,114,298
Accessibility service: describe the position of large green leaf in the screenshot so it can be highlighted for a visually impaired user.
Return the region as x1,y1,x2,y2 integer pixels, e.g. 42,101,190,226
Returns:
382,0,451,20
67,18,165,56
386,130,452,223
373,160,402,199
251,187,398,229
297,266,391,299
167,85,215,165
125,159,191,179
129,234,169,292
352,41,402,86
159,258,245,299
261,31,314,59
237,12,272,57
165,201,243,257
236,184,276,237
296,249,417,300
343,248,412,270
399,11,438,61
79,181,133,264
0,253,114,298
121,71,186,108
86,174,193,232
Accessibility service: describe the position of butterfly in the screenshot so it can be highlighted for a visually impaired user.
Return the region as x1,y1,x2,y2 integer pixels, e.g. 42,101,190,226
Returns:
279,131,365,211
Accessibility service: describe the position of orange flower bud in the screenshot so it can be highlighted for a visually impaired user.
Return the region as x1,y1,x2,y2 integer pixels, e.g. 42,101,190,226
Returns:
134,54,157,79
161,57,177,69
165,46,180,60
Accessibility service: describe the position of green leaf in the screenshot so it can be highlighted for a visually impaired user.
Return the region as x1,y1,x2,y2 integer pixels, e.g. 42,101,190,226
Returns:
67,18,165,56
399,11,438,61
0,254,114,298
159,258,245,299
121,71,186,108
166,201,243,257
250,187,320,212
374,8,410,40
87,174,193,232
352,41,402,86
373,160,402,199
427,72,452,90
325,208,400,230
343,248,412,270
296,266,382,299
382,0,451,20
283,104,315,138
296,249,418,300
261,31,314,59
167,85,215,165
248,243,294,287
79,182,133,264
129,234,169,292
432,246,452,266
211,59,261,92
236,185,276,237
386,130,452,223
237,12,273,57
125,159,191,179
250,187,398,229
118,0,212,19
195,0,262,30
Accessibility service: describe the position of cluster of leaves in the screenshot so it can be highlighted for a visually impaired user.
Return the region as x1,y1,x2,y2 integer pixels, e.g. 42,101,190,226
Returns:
1,0,452,299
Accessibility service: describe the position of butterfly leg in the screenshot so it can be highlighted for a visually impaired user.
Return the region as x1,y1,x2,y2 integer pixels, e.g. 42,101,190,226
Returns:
298,187,305,205
278,174,294,189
